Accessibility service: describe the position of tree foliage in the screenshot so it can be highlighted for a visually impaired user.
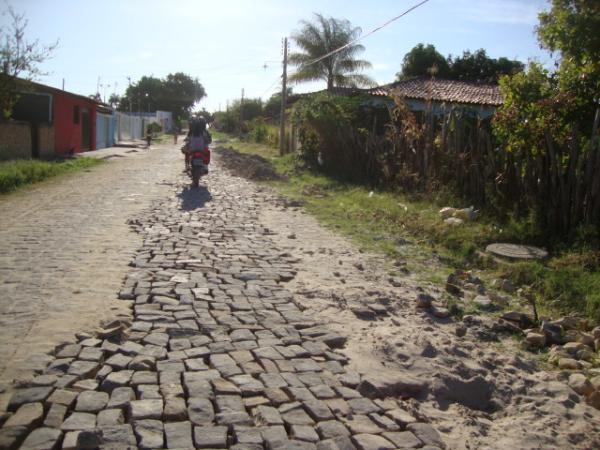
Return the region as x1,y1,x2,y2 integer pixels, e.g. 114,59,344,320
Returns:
537,0,600,75
212,98,263,133
397,44,523,83
119,72,205,120
0,6,58,119
263,88,292,120
289,13,374,90
108,93,120,108
397,43,450,79
449,49,524,83
492,0,600,236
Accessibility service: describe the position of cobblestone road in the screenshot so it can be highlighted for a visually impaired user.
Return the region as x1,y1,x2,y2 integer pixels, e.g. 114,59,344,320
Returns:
0,158,442,449
0,145,180,386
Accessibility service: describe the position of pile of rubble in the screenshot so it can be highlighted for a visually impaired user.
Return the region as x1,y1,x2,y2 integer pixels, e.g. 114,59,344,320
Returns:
523,318,600,409
443,268,600,411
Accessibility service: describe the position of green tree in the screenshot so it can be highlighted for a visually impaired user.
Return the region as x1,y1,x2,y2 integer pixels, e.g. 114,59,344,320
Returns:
162,72,206,120
396,43,450,80
193,108,213,123
537,0,600,97
537,0,600,73
119,73,205,119
289,13,373,90
0,6,58,119
492,0,600,235
263,88,292,120
108,93,120,108
397,44,523,82
229,98,263,122
449,49,523,83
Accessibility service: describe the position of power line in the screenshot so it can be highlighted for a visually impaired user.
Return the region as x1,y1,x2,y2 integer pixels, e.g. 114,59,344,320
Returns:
298,0,431,71
259,75,282,98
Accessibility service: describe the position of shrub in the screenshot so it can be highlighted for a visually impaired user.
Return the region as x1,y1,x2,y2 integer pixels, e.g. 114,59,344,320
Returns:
147,122,162,134
0,158,101,193
249,117,268,143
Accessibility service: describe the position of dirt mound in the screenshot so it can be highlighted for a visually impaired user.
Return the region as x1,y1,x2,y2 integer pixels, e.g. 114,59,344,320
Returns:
215,146,286,182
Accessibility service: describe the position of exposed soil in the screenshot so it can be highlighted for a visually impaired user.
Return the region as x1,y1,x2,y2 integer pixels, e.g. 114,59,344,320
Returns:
215,146,286,182
217,148,600,450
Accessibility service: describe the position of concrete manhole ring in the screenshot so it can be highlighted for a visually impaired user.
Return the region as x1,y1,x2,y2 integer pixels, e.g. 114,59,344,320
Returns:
485,243,548,260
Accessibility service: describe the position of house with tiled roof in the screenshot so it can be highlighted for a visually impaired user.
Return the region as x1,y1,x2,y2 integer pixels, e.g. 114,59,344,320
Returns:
370,77,502,118
288,76,503,119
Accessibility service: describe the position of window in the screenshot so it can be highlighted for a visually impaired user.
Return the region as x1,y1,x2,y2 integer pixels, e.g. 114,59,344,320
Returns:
73,105,80,124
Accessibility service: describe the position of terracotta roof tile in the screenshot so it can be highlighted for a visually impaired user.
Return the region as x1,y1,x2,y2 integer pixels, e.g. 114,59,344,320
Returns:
372,77,503,106
286,78,503,107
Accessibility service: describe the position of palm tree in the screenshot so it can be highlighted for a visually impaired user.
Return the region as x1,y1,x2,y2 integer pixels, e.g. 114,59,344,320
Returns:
289,14,374,91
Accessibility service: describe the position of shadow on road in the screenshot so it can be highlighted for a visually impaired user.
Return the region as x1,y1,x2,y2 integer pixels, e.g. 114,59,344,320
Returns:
177,185,212,210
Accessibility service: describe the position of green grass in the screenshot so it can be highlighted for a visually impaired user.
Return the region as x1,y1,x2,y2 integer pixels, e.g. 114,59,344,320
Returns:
0,157,103,194
215,133,600,324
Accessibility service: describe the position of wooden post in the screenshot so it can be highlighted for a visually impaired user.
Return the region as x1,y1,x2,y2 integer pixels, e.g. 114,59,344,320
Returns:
239,88,244,135
279,37,288,156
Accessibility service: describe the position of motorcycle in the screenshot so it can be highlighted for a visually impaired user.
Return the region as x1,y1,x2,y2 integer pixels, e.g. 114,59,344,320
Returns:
189,149,209,187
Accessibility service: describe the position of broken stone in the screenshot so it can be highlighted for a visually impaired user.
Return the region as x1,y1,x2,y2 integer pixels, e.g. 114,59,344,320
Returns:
525,332,546,348
357,374,428,399
19,427,62,450
133,419,164,448
568,373,594,396
406,423,445,448
60,412,96,431
129,399,163,420
165,421,194,448
4,402,44,428
75,390,109,412
352,433,396,450
416,293,433,310
8,387,53,411
193,425,228,448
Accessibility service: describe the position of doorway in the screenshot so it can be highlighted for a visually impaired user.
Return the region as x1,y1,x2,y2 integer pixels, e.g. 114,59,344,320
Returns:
81,108,91,151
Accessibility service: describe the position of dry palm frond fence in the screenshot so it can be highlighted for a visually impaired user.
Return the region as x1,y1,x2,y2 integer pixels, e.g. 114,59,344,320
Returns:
293,91,600,237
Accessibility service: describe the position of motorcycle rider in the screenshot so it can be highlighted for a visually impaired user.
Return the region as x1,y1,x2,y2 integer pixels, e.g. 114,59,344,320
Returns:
184,116,212,172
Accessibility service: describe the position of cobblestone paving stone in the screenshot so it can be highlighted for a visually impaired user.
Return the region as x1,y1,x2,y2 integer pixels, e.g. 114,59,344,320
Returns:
0,160,443,449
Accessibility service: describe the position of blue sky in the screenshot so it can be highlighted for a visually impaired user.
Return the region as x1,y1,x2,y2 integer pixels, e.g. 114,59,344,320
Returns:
4,0,552,112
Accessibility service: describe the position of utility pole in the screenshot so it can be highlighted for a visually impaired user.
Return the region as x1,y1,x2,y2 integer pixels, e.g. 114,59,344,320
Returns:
127,77,132,113
239,88,244,134
279,37,288,156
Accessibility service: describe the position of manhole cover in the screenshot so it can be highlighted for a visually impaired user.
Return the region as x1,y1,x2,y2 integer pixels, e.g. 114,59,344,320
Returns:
486,243,548,260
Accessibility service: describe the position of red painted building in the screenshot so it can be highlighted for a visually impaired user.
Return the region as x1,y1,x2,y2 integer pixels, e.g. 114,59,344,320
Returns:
12,80,104,155
52,89,98,154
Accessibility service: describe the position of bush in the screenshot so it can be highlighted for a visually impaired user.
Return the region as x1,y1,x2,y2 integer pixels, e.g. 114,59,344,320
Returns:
147,122,162,134
0,158,102,193
249,117,268,143
213,110,239,133
247,117,279,148
291,93,376,180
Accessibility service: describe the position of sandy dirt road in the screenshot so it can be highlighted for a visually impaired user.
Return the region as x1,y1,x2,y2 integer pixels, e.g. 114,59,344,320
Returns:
0,143,181,386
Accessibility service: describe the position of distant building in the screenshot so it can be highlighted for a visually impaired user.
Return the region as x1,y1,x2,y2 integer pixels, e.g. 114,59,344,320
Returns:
1,78,175,160
369,77,503,119
1,79,116,159
288,77,504,119
9,80,111,156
